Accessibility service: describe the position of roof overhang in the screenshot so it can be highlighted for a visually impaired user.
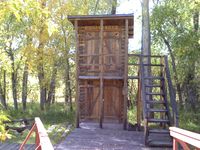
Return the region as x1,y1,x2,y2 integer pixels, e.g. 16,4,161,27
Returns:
68,14,134,38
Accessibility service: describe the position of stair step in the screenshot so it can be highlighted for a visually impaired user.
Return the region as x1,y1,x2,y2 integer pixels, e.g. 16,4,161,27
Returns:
145,84,161,88
148,118,170,123
147,109,167,112
143,64,164,67
144,76,164,80
146,92,164,96
146,100,165,104
149,129,169,134
128,76,139,79
148,140,172,147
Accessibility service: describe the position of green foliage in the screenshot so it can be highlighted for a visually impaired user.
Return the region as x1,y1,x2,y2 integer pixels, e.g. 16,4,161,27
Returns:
151,0,200,131
0,107,11,142
5,102,75,144
179,109,200,133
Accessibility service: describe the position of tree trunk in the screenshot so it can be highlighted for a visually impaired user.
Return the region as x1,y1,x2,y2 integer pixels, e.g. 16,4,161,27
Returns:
142,0,152,115
3,70,6,105
11,54,18,110
162,37,183,109
46,63,57,105
38,65,46,110
142,0,151,63
65,58,73,111
22,62,28,111
60,14,73,111
0,69,7,109
111,0,117,14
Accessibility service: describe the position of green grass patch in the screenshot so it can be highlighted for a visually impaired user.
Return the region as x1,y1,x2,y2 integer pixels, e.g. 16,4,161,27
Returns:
179,109,200,133
4,102,75,144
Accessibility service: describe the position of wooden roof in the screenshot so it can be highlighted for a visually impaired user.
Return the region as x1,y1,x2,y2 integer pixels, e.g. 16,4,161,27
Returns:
68,14,134,38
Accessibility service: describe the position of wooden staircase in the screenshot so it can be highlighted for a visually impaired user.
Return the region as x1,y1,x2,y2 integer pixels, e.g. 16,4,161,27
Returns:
128,54,178,147
141,55,178,147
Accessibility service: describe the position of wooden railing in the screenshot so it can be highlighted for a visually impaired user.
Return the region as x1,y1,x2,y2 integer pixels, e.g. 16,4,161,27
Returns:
164,56,179,127
170,127,200,150
19,117,54,150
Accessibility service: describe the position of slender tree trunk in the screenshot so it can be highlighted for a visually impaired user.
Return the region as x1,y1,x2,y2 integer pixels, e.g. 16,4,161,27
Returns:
3,70,6,105
60,13,73,111
38,65,46,110
142,0,151,65
162,37,183,108
0,69,7,109
66,58,73,111
111,0,117,14
11,54,18,110
142,0,152,115
47,63,57,105
22,62,28,111
186,9,199,111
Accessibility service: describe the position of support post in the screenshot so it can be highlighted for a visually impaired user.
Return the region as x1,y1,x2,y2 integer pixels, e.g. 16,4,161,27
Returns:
123,19,128,130
137,70,142,130
99,19,104,128
75,20,80,128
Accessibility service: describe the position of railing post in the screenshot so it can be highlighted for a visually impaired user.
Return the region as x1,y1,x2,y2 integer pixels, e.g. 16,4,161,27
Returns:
173,138,178,150
19,123,36,150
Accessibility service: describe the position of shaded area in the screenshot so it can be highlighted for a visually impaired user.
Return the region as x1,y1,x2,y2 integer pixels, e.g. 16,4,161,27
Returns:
0,143,34,150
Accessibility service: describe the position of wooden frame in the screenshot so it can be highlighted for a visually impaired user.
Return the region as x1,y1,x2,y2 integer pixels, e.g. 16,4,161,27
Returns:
68,14,134,129
20,117,54,150
170,127,200,150
99,19,104,128
75,20,80,128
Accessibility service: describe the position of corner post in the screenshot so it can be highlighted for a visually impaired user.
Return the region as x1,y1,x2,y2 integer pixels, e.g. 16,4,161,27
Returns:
75,20,80,128
99,19,104,128
123,19,129,130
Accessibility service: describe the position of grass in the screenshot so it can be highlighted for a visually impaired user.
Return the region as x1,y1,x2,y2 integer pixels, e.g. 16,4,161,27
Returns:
179,109,200,133
128,104,200,134
3,102,75,144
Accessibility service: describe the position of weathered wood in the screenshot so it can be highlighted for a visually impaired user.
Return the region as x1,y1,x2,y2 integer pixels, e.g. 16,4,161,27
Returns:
75,20,80,128
137,71,142,130
170,127,200,149
69,15,133,128
56,122,172,150
123,19,128,130
20,118,54,150
99,19,104,128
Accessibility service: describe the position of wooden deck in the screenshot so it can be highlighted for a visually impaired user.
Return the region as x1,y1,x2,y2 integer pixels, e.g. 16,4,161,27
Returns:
0,142,34,150
55,122,172,150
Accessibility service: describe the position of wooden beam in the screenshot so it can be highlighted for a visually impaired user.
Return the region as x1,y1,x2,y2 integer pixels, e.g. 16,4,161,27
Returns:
137,71,142,130
170,127,200,149
123,19,129,130
75,20,80,128
99,19,104,128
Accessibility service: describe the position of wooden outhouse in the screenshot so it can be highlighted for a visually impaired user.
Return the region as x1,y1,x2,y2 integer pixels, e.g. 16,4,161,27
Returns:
68,14,134,129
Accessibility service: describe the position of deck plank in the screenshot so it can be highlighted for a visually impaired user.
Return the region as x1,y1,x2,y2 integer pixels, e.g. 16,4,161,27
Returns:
56,122,172,150
0,142,35,150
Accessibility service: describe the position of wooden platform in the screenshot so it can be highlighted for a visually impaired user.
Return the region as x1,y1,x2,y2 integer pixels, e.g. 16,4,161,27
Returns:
0,142,34,150
55,122,172,150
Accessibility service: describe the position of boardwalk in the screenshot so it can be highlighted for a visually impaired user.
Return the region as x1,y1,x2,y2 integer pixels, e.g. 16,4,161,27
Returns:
0,142,34,150
55,122,172,150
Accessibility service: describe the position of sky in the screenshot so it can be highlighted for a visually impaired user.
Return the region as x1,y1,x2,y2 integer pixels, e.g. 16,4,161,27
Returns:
117,0,155,52
117,0,142,51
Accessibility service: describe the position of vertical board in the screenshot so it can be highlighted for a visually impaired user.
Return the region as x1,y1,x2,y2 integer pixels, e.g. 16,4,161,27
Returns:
77,24,127,123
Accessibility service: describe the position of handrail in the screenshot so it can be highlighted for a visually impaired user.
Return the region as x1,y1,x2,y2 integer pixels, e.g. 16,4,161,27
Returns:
164,56,179,127
128,54,164,58
19,117,54,150
169,127,200,150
